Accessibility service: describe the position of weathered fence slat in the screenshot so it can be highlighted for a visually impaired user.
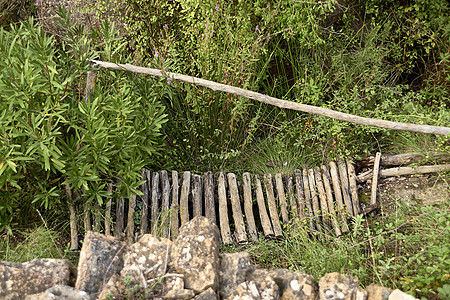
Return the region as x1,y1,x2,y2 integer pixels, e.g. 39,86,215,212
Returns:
307,169,323,233
127,194,136,243
329,162,349,233
115,196,125,237
254,175,274,237
171,171,179,239
180,171,191,226
286,176,296,220
218,172,232,244
275,173,289,224
204,172,216,225
337,158,354,216
151,172,160,235
227,173,247,243
192,174,203,218
243,172,258,241
294,170,306,222
314,167,330,228
347,161,360,215
302,169,316,231
140,169,150,236
321,165,342,236
264,174,283,237
160,170,171,237
371,152,382,206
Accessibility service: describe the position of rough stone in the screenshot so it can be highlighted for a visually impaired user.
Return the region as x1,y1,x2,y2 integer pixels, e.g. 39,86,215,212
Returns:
75,231,126,297
319,272,359,300
169,216,220,294
225,275,280,300
159,275,195,299
25,285,90,300
366,284,391,300
194,287,218,300
121,234,172,287
97,274,126,300
219,252,255,299
262,269,317,300
388,289,418,300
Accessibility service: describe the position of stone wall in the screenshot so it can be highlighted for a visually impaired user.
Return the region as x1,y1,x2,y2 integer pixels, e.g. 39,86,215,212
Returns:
0,216,417,300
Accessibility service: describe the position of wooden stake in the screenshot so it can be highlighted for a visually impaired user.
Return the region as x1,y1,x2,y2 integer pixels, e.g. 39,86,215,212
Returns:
294,170,306,221
218,172,232,244
179,171,191,226
337,158,354,216
275,173,289,224
160,170,171,237
105,183,113,237
192,174,203,217
321,166,342,236
286,176,296,219
227,173,247,243
115,196,125,237
314,167,330,228
151,172,160,235
127,194,136,243
139,169,150,236
171,171,179,239
302,169,316,231
264,174,283,237
65,184,78,250
254,175,274,237
204,171,216,225
243,172,258,241
371,152,382,206
307,169,323,233
347,160,360,215
329,162,349,233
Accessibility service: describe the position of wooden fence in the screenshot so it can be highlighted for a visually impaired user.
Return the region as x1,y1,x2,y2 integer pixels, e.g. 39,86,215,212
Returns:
90,158,361,244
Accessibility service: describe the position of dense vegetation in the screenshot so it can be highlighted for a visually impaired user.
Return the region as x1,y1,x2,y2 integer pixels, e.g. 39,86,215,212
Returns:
0,0,449,298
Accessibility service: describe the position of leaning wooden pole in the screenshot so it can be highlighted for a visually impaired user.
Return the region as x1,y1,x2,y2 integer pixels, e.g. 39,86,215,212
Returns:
90,60,450,136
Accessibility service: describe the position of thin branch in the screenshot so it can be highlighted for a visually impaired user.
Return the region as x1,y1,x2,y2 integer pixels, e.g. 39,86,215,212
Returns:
90,60,450,136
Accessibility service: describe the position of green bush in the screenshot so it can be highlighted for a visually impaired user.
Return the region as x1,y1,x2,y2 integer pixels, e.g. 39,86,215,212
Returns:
0,11,167,234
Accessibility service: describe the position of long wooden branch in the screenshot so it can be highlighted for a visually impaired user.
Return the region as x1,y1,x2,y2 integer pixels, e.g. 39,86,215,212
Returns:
357,164,450,182
90,60,450,136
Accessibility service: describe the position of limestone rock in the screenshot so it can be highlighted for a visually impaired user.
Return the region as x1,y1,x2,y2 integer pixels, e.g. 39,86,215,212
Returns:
319,272,359,300
262,269,317,300
169,216,220,293
225,276,280,300
388,289,418,300
366,284,391,300
0,264,54,299
121,234,172,287
160,275,195,299
25,285,90,300
75,231,126,296
97,274,126,300
219,252,255,299
194,287,218,300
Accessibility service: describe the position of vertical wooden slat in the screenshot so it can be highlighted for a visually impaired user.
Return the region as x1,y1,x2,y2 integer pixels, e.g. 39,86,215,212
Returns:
242,172,258,241
329,161,349,233
65,184,78,250
179,171,191,226
371,152,382,206
140,169,151,236
294,170,306,221
347,160,360,215
115,196,125,237
314,167,330,229
264,174,283,237
127,194,136,243
218,172,232,244
105,182,113,237
321,165,342,236
151,172,160,235
254,175,274,237
337,158,354,216
286,176,296,219
307,169,323,232
204,171,216,225
227,173,247,243
83,201,91,233
302,169,316,231
171,171,180,239
160,170,171,237
192,174,203,217
275,173,289,224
